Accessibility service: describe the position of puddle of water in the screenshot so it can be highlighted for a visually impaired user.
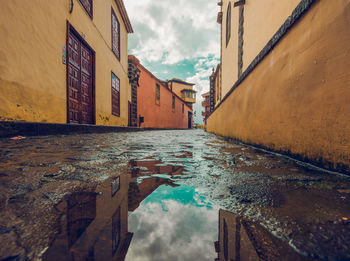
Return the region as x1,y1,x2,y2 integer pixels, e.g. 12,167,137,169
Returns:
41,171,310,261
130,160,185,177
42,174,219,261
2,130,350,260
125,184,218,261
215,210,312,261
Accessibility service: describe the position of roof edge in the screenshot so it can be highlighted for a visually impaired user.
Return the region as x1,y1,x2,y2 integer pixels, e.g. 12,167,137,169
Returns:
169,78,195,86
115,0,134,33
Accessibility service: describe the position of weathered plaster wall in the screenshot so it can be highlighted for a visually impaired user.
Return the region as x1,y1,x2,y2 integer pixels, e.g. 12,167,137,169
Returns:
220,0,300,99
207,0,350,173
242,0,300,72
138,66,192,129
221,0,239,97
0,0,130,126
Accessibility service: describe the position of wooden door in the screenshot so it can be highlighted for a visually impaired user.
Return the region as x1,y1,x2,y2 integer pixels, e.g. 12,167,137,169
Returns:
67,27,94,124
188,111,192,129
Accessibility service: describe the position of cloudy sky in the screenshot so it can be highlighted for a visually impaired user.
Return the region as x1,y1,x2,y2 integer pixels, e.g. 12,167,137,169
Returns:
124,0,221,124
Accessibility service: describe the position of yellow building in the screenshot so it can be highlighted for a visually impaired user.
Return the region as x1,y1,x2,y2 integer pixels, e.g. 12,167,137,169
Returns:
166,78,196,109
0,0,133,126
207,0,350,174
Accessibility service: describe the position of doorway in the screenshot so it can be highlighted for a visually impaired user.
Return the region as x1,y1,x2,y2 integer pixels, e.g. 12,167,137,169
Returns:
188,111,192,129
67,23,95,124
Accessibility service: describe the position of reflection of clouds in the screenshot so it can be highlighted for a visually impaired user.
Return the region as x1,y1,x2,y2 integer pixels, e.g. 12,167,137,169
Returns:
126,199,218,261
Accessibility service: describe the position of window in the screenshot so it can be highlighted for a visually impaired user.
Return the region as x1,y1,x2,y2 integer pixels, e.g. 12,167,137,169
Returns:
226,3,231,46
155,83,160,105
79,0,93,18
186,92,190,98
112,72,120,116
112,209,121,254
172,96,175,111
223,220,228,260
112,9,120,60
182,104,184,114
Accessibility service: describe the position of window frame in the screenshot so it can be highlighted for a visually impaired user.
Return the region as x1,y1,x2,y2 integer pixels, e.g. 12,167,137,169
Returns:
226,2,231,46
155,83,160,105
111,8,121,61
79,0,93,19
111,72,120,117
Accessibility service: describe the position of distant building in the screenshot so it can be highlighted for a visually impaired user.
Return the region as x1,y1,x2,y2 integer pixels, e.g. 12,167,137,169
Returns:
210,64,221,110
201,92,210,125
128,56,193,129
0,0,133,126
207,0,350,174
165,79,197,109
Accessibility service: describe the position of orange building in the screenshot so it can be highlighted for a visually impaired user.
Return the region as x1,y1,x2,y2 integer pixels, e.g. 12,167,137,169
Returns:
202,92,210,125
128,56,193,129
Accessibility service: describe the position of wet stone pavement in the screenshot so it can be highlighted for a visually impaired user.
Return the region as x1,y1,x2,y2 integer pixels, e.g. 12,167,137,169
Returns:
0,129,350,261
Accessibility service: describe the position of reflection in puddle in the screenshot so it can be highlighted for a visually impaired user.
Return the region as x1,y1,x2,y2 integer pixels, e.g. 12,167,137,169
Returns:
43,174,133,261
215,210,309,261
130,159,184,177
125,185,218,261
43,160,313,260
43,171,220,260
128,177,179,211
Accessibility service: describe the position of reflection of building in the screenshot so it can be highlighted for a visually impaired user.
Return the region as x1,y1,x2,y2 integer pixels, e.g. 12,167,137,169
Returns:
0,0,133,126
43,174,133,261
128,177,178,212
128,159,180,211
215,209,307,261
129,159,184,177
128,56,193,129
207,0,350,173
201,92,210,125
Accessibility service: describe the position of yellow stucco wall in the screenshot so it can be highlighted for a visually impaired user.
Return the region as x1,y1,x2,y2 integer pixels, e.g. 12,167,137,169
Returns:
208,0,350,173
221,0,239,97
220,0,300,99
242,0,300,71
0,0,130,126
171,82,196,103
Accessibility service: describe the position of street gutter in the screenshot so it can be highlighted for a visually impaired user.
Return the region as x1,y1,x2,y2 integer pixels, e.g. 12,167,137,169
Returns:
0,121,189,138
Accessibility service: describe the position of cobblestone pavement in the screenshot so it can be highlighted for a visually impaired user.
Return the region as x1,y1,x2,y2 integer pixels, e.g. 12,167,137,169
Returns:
0,129,350,260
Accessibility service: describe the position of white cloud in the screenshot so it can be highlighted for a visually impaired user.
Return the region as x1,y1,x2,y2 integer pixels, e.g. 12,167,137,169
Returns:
124,0,221,125
124,0,220,65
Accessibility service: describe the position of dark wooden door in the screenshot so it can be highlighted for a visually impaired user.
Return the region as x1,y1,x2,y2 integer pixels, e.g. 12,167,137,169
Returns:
67,29,94,124
188,111,192,129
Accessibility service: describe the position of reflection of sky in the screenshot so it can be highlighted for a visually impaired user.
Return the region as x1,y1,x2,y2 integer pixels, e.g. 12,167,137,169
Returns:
125,184,218,261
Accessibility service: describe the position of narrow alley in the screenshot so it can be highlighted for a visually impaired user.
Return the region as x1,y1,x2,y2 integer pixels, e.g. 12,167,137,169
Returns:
0,129,349,260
